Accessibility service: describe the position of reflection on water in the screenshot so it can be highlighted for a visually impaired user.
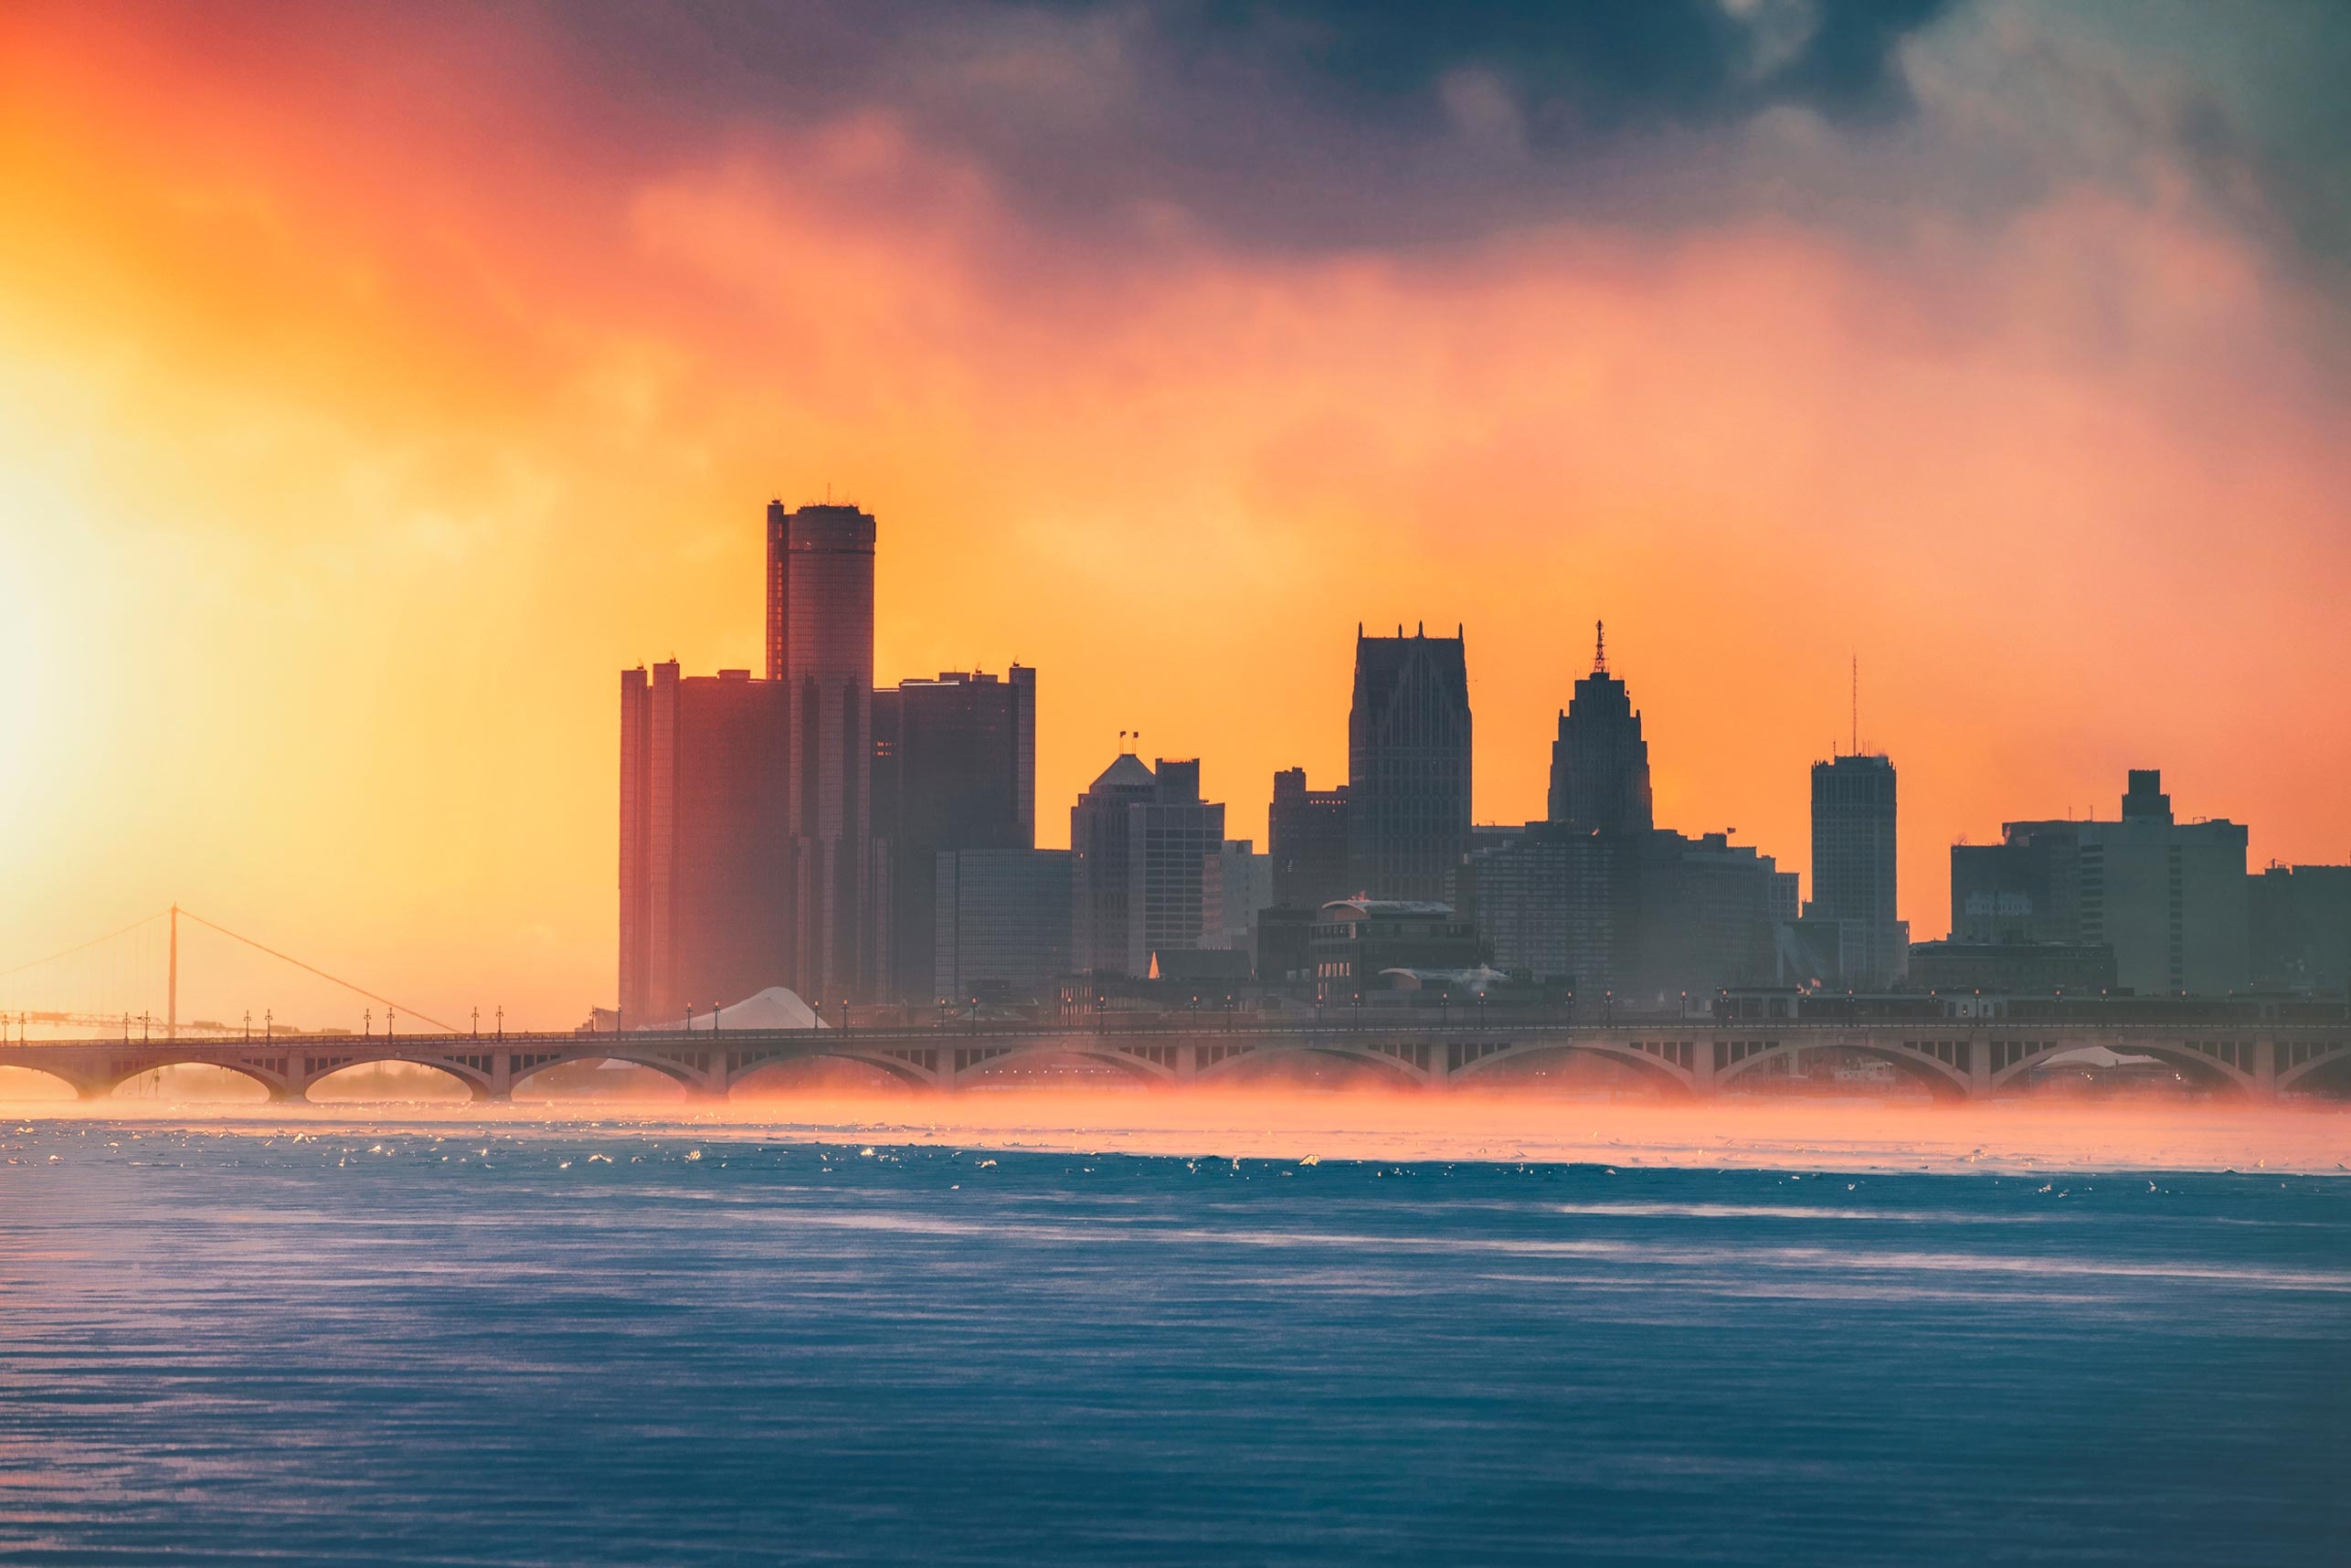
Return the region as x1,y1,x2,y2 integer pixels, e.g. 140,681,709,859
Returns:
0,1117,2345,1566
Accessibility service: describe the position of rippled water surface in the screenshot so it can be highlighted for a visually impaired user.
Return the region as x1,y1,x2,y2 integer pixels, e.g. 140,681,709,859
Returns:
3,1119,2346,1565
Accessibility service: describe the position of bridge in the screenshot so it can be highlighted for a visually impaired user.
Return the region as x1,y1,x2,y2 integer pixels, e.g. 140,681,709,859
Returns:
5,906,2346,1104
3,1013,2346,1103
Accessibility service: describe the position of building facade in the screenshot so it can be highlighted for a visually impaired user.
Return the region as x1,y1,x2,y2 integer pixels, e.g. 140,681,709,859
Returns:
1906,940,2118,996
872,667,1035,1003
1807,753,1906,989
1636,830,1790,1004
933,848,1072,1004
1268,768,1352,912
1210,839,1273,953
618,663,792,1025
1347,626,1472,902
1948,770,2249,996
1547,623,1652,836
768,500,879,1002
2249,863,2351,995
1450,823,1628,991
1069,754,1226,978
1309,898,1484,1003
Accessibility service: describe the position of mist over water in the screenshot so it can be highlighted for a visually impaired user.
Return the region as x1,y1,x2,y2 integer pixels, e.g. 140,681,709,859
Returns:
3,1107,2346,1565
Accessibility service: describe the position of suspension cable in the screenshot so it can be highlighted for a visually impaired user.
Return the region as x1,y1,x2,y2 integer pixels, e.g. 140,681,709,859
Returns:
0,911,167,982
176,908,462,1033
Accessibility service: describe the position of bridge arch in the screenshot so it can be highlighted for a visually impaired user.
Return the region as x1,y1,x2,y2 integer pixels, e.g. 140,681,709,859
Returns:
0,1062,90,1101
1190,1042,1427,1089
730,1050,935,1095
509,1050,705,1098
307,1057,482,1103
1715,1038,1970,1101
937,1038,1179,1089
1984,1041,2256,1099
2278,1043,2351,1097
107,1059,286,1102
1450,1040,1695,1096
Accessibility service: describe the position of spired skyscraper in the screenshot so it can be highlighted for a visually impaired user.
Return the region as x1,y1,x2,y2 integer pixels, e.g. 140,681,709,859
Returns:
1347,625,1472,902
766,501,880,1003
1548,622,1652,836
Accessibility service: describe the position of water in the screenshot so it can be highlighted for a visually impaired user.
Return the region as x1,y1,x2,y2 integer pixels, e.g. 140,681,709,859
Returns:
3,1118,2346,1565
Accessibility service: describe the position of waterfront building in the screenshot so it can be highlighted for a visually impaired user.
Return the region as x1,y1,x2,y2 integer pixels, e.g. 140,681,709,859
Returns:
1449,823,1629,991
1347,625,1472,901
767,500,879,1001
1636,830,1790,1005
2248,863,2351,995
933,848,1071,1004
1547,623,1652,836
1210,839,1273,952
618,663,791,1024
872,667,1035,1003
1268,768,1352,911
1069,754,1226,978
1807,753,1906,988
1906,940,2118,996
1308,898,1485,1003
1949,770,2249,996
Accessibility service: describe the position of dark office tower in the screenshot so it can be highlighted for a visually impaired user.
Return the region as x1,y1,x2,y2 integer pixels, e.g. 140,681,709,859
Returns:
1347,625,1472,901
1807,752,1904,988
1548,623,1653,835
1070,753,1225,977
1268,768,1351,910
871,667,1037,1004
1070,751,1162,975
619,663,792,1025
768,502,878,1001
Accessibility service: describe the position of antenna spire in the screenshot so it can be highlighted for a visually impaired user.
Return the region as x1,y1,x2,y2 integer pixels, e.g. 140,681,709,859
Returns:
1850,654,1859,757
1594,620,1606,673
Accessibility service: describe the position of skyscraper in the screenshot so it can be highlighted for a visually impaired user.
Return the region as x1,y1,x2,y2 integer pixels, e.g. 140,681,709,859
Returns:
768,501,878,1002
871,666,1036,1004
1807,752,1904,988
1347,625,1471,901
1069,753,1225,977
1548,622,1652,836
619,663,791,1024
1268,768,1350,911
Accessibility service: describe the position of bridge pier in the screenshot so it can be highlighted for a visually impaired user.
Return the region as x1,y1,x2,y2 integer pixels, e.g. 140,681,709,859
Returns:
1423,1044,1449,1092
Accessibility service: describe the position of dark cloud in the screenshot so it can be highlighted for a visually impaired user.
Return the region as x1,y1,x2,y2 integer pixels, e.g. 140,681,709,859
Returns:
514,0,2349,273
1094,0,1958,134
527,0,1963,247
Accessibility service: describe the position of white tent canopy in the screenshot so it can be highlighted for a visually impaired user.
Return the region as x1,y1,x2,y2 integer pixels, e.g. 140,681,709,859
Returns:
646,986,827,1032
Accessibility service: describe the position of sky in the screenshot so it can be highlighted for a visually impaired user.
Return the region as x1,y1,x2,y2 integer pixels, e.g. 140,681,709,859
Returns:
2,0,2348,1029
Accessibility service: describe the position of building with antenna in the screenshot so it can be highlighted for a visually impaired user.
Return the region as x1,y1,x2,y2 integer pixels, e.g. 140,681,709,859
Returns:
1069,752,1227,978
1806,752,1905,989
1548,621,1652,836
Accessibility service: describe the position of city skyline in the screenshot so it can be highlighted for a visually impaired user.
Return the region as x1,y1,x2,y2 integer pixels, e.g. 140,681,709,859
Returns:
6,3,2351,1028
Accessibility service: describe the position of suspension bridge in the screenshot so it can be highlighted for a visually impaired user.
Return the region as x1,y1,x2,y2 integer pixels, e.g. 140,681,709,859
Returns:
0,905,464,1044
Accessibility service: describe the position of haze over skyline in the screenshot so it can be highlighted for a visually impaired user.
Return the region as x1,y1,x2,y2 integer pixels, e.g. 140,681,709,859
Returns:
5,0,2350,1026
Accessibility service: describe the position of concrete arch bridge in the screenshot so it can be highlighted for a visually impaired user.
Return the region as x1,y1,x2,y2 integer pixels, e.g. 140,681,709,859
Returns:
3,1020,2346,1103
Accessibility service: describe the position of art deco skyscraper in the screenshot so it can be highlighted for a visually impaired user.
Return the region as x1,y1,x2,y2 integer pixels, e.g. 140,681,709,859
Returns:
1548,623,1652,836
767,500,877,1002
1346,625,1472,902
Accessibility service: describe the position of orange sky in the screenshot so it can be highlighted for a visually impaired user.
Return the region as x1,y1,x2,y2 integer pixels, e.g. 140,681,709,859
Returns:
3,2,2347,1029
